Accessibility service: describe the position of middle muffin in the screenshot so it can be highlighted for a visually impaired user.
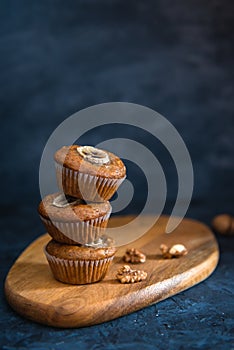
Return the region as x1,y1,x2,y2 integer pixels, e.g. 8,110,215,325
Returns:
38,192,112,245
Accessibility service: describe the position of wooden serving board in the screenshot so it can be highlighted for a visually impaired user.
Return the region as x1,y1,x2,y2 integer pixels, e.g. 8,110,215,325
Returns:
5,216,219,328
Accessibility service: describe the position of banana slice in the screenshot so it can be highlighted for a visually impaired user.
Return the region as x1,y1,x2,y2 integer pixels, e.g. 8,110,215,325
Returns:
52,194,81,208
77,146,110,165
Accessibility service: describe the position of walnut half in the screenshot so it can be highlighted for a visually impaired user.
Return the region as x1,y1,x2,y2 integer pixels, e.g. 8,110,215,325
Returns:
160,243,188,259
212,214,234,235
123,248,146,263
116,265,147,283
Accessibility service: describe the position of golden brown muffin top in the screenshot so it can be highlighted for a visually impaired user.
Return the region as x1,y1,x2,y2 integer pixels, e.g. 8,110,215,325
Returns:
54,145,126,179
46,240,116,260
38,192,111,222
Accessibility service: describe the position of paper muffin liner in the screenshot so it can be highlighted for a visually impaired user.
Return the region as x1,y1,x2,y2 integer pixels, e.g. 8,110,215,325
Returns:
40,212,111,245
55,162,126,202
44,248,114,284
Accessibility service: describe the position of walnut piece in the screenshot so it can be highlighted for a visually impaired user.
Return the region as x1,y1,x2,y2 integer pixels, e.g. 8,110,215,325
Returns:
212,214,234,235
160,243,188,259
116,265,147,283
123,248,146,263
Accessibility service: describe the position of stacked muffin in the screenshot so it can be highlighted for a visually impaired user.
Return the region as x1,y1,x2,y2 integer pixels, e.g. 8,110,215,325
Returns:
38,145,126,284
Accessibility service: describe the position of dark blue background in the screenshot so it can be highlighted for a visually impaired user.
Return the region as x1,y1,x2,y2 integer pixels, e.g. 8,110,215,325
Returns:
1,1,233,349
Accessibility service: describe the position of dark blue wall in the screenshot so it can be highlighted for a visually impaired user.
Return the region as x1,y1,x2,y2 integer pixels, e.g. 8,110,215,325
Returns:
1,0,234,222
1,2,234,348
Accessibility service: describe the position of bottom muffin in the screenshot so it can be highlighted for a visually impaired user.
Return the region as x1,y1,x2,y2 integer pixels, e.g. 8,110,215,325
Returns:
44,240,116,285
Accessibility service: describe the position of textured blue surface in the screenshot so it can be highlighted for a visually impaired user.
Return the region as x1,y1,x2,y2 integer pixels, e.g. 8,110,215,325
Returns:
1,1,234,349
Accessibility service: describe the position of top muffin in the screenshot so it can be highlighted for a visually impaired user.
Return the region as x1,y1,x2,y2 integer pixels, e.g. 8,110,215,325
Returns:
54,145,126,201
54,145,126,178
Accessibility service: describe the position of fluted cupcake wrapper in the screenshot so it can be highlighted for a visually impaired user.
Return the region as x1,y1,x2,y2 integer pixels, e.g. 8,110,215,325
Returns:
40,212,111,245
44,249,114,284
55,162,126,202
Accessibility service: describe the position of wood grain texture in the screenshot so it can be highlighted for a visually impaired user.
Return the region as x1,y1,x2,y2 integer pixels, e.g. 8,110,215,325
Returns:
4,216,219,328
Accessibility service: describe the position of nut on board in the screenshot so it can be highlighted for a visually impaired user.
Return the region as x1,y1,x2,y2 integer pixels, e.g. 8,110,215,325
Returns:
160,243,188,258
116,265,147,283
212,214,234,236
123,248,146,263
